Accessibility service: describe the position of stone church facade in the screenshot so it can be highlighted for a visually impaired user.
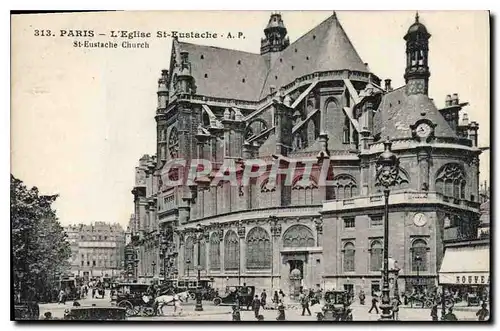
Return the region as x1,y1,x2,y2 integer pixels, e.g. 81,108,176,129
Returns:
129,12,483,296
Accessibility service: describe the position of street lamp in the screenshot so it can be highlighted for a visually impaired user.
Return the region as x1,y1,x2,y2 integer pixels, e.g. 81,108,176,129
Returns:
186,259,191,278
415,255,422,294
375,138,400,321
152,261,156,280
134,258,139,282
194,224,204,311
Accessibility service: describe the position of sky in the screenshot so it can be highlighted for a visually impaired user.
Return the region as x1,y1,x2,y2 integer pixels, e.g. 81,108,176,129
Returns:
11,11,490,227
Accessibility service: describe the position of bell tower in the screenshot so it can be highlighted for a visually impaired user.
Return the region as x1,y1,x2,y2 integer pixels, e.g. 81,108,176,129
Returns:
260,13,290,66
404,13,431,95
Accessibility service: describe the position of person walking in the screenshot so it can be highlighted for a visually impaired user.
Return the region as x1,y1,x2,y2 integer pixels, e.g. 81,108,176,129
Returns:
368,294,379,314
359,290,366,305
476,302,489,321
392,297,400,320
58,289,65,304
92,287,96,299
273,291,280,309
279,289,286,308
300,291,312,316
231,304,241,321
261,289,267,310
276,300,286,321
251,295,261,318
430,303,439,321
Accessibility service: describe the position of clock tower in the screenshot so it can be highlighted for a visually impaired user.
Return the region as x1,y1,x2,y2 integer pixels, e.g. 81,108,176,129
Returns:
404,13,431,95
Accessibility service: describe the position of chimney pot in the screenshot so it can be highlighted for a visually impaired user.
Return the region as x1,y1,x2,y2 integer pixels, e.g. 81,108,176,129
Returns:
445,94,452,107
384,79,392,92
452,93,459,105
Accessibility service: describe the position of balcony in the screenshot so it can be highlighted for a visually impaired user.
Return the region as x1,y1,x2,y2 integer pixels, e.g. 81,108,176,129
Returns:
323,190,481,213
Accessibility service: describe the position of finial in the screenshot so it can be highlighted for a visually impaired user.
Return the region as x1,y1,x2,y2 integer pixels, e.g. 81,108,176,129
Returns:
415,11,419,23
333,11,337,18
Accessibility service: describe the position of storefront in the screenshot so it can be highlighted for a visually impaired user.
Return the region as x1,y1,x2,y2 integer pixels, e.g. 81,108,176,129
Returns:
438,240,490,310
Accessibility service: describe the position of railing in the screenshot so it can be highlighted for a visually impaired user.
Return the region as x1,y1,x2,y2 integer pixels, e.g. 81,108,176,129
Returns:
324,190,481,212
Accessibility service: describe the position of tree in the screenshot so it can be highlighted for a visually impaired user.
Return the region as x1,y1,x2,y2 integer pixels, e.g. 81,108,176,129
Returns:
11,174,71,302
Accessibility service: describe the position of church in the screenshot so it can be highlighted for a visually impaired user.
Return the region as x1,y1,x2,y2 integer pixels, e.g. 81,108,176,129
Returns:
126,12,483,297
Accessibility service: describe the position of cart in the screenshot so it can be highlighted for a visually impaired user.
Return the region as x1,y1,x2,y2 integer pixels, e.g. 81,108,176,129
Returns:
115,283,156,317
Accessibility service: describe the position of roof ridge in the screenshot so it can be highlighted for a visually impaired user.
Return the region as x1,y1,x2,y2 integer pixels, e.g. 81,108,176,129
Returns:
287,13,335,49
178,41,261,57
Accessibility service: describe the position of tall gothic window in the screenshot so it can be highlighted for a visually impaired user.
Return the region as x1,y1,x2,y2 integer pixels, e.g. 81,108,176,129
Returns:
224,230,240,271
292,175,318,205
411,239,428,272
343,242,355,272
168,127,179,159
209,232,220,270
283,225,315,248
185,236,194,275
246,227,272,269
331,174,358,200
370,240,383,272
435,164,467,199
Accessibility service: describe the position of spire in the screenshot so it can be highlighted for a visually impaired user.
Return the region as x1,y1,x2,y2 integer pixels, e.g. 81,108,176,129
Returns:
415,11,419,23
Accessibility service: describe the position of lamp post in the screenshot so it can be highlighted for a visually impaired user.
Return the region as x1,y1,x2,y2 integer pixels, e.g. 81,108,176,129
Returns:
415,255,422,294
134,258,139,282
152,261,156,280
194,224,204,311
375,138,400,321
186,259,191,278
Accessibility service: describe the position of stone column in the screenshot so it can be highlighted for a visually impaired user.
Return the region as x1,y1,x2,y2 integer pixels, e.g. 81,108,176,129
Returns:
417,148,431,191
218,228,225,272
237,223,246,285
314,217,323,247
242,142,254,210
360,158,370,196
270,218,282,291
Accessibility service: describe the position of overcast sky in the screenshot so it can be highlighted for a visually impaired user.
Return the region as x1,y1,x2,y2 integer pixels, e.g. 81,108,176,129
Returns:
11,11,490,226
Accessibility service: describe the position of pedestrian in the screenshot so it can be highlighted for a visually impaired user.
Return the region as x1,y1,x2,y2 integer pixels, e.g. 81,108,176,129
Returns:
276,300,286,321
476,302,489,321
359,290,366,305
392,297,400,321
430,303,438,321
92,287,96,299
443,308,458,321
368,294,379,314
261,289,267,309
251,295,261,318
231,304,241,321
300,291,311,316
58,289,65,304
279,289,286,308
273,290,279,309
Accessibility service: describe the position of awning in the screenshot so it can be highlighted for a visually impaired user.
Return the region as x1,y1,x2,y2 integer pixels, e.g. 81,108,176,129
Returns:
439,245,490,285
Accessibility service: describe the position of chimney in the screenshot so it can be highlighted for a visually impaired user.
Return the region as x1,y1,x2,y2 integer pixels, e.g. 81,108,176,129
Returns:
384,79,392,92
270,85,276,95
445,94,452,107
452,93,459,106
461,112,469,126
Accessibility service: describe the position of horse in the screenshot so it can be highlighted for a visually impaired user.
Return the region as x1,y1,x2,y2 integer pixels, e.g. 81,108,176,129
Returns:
154,291,190,316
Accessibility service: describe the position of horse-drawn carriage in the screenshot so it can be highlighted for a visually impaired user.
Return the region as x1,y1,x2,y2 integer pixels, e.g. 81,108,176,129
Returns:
212,285,255,308
115,283,156,317
316,290,353,321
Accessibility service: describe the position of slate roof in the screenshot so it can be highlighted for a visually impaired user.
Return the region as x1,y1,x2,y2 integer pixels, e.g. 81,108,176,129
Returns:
173,13,369,101
373,86,457,139
260,14,368,98
178,42,268,101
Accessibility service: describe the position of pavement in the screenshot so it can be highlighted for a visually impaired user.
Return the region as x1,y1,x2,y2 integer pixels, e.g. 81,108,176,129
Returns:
38,294,483,321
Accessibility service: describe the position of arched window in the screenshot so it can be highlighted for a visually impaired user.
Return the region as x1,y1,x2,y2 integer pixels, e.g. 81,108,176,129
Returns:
435,164,467,199
224,230,239,271
332,174,358,200
246,227,272,269
283,225,315,248
343,242,355,272
209,232,220,270
168,127,179,159
370,240,383,272
260,178,277,208
185,236,194,275
411,239,428,272
292,175,318,205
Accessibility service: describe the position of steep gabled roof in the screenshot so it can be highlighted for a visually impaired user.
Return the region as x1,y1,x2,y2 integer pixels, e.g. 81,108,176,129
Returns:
178,41,268,101
374,86,457,139
260,13,368,98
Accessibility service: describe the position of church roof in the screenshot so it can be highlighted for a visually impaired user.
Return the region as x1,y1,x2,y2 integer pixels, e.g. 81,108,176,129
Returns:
177,41,268,101
260,13,368,98
373,86,457,139
172,13,369,101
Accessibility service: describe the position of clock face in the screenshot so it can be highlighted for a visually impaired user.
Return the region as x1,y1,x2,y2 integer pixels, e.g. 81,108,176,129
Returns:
413,213,428,227
416,122,432,138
